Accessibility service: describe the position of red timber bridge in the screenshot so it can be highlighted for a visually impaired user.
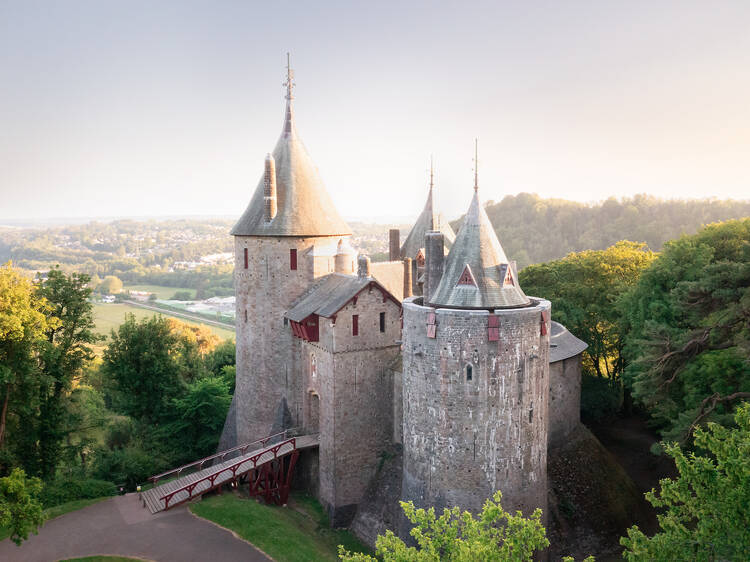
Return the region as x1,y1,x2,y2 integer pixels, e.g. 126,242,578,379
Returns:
140,430,319,514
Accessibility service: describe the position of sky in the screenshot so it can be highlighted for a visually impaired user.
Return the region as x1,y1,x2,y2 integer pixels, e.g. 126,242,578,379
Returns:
1,0,749,222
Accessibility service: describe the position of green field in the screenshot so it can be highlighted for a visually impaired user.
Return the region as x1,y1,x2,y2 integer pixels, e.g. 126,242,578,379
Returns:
93,303,235,341
191,493,370,561
123,284,196,300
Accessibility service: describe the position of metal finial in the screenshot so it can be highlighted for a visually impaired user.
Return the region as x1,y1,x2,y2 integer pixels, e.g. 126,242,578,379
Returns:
429,155,434,192
284,52,295,101
473,138,479,191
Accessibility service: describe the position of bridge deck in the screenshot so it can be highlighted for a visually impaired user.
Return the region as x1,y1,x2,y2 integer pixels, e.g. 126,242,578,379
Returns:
141,434,318,514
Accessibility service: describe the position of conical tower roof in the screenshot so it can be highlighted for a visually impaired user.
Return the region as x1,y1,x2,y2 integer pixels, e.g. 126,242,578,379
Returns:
231,57,352,238
400,164,456,258
428,180,531,310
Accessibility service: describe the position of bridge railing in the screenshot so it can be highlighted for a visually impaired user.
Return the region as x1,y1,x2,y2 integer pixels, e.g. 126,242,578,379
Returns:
148,428,300,485
159,437,297,510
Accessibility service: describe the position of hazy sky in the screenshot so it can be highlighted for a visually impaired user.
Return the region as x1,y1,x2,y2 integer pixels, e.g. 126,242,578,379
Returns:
1,1,749,222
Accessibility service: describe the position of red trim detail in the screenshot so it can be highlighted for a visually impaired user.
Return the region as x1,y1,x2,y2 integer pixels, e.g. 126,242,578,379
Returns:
243,248,248,269
290,248,297,270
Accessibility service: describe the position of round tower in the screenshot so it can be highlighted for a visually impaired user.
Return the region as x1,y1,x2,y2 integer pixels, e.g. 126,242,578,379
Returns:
334,238,356,274
401,156,551,518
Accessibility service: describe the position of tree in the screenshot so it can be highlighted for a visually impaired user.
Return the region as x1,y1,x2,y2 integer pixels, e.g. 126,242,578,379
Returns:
34,267,100,478
339,491,553,562
621,402,750,560
0,467,45,546
101,314,183,424
96,275,123,295
620,219,750,441
0,263,48,451
520,241,655,382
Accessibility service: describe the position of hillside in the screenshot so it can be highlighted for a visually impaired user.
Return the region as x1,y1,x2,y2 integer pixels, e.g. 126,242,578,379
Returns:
451,193,750,268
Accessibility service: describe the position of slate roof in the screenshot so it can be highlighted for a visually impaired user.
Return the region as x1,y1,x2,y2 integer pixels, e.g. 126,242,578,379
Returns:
231,93,352,237
549,321,588,362
400,184,456,259
428,188,531,309
285,273,398,322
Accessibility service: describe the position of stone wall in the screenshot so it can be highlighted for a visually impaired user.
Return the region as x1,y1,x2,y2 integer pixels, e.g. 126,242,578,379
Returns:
548,355,582,447
401,297,551,519
232,235,350,445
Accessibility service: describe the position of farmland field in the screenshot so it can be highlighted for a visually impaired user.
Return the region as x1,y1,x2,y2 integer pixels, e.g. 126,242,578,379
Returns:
124,284,196,300
93,303,235,340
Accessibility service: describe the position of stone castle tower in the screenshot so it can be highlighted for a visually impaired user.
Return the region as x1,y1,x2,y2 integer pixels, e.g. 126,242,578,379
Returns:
401,167,551,517
227,58,353,445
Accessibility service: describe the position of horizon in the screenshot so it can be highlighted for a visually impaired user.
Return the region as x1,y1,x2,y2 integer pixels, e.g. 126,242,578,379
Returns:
1,2,749,221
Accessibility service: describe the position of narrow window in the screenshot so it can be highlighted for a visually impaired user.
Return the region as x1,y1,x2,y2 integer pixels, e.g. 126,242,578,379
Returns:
466,364,473,381
379,311,385,333
352,314,359,336
290,248,297,270
243,248,248,269
244,309,248,323
283,317,288,326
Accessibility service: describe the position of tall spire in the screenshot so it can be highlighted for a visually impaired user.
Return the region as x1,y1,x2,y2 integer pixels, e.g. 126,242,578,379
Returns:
429,155,434,194
473,138,479,192
283,52,295,136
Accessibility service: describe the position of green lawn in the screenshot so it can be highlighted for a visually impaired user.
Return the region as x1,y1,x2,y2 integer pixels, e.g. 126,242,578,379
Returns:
124,284,195,300
0,497,111,543
93,303,235,341
190,493,371,562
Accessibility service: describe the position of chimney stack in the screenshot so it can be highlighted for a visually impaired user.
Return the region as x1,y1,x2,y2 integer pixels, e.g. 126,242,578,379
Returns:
424,231,445,303
389,229,400,261
358,255,371,278
403,257,413,298
263,153,277,222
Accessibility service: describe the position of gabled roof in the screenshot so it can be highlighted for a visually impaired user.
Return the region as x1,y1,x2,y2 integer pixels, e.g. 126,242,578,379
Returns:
231,75,351,238
400,180,456,259
550,322,588,362
285,273,400,322
428,188,531,309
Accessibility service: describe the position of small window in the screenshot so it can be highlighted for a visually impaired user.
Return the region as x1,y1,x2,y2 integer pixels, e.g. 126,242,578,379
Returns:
244,310,248,323
243,248,248,269
465,364,473,381
290,249,297,270
379,311,385,333
352,314,359,336
283,317,288,326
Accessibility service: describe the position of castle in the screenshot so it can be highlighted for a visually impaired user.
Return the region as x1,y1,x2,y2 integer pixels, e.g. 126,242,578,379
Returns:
219,60,587,535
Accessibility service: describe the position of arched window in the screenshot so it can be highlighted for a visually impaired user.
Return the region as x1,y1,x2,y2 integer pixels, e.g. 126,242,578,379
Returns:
311,354,317,378
465,363,473,382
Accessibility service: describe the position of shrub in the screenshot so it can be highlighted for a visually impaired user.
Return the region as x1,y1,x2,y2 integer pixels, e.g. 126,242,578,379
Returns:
91,447,159,492
40,478,117,508
581,374,622,423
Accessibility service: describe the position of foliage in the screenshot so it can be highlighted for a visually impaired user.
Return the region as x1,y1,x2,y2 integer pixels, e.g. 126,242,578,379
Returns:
40,477,116,508
620,219,750,440
0,467,45,546
520,241,655,383
339,491,550,562
171,290,193,301
96,275,123,295
102,314,184,424
456,193,750,268
621,402,750,560
579,374,622,423
91,446,158,491
0,262,49,454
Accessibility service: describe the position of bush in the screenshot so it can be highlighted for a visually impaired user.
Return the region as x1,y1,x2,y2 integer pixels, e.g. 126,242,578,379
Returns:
581,374,622,423
40,477,117,508
171,290,193,301
91,447,159,492
105,418,135,450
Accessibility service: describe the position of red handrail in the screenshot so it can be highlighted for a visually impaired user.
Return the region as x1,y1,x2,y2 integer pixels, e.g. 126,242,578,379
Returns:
159,437,297,510
148,428,298,484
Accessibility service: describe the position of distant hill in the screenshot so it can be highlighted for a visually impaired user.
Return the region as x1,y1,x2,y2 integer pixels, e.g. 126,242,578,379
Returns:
451,193,750,268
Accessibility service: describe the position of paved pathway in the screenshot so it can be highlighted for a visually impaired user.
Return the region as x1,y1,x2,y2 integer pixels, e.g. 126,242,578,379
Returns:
0,493,270,562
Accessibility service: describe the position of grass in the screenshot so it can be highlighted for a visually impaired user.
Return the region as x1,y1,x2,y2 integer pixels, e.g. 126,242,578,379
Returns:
190,492,371,562
60,556,151,562
0,497,111,542
93,303,235,341
124,284,196,300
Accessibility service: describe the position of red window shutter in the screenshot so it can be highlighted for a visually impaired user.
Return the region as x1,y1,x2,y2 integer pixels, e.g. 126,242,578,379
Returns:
426,312,436,339
290,249,297,270
352,314,359,336
243,248,248,269
540,310,550,336
488,314,499,341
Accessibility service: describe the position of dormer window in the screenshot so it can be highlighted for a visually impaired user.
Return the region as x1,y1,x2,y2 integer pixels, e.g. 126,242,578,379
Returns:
457,265,477,287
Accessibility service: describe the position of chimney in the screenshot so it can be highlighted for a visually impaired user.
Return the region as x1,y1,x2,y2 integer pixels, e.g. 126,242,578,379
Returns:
389,229,400,261
403,257,413,298
263,153,277,222
357,254,371,278
424,231,445,303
